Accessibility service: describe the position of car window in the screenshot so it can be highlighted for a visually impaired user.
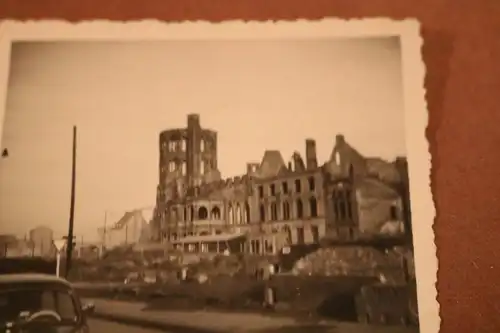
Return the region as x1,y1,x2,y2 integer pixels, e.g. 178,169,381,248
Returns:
0,287,78,324
55,291,78,320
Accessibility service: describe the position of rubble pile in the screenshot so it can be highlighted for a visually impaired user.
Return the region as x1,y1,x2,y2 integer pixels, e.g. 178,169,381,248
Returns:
292,246,410,279
185,254,275,281
187,255,243,279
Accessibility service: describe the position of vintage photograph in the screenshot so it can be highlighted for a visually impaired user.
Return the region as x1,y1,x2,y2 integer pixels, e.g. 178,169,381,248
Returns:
0,20,435,333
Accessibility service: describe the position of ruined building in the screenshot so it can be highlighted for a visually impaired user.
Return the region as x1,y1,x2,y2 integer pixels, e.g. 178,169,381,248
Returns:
151,114,412,255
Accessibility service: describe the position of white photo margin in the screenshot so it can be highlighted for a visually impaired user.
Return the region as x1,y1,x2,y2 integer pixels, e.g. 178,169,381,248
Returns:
0,18,437,333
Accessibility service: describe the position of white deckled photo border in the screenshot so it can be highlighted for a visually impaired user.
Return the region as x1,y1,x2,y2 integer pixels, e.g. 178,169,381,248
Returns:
0,18,437,333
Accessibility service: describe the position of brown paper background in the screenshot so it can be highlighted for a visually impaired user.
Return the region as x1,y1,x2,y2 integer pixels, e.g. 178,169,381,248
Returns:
2,1,500,332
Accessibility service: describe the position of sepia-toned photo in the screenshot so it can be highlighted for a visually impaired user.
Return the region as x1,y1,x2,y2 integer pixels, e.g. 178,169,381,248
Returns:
0,20,436,333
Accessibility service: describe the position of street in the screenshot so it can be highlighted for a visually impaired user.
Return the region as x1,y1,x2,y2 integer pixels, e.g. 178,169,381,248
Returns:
89,318,171,333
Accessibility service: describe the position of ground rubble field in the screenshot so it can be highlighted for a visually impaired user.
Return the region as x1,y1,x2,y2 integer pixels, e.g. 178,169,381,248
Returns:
75,274,409,323
73,245,416,323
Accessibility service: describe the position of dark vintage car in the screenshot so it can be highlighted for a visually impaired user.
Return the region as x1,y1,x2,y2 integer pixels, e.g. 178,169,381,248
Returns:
0,273,95,333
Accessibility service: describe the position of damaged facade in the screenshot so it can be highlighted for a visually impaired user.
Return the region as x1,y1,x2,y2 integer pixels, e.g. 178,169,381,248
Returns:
151,114,411,255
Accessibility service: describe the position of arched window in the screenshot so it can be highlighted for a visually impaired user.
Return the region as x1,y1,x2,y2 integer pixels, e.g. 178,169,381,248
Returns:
244,202,250,224
198,206,208,220
235,204,241,224
190,206,194,221
228,205,234,225
283,202,290,220
183,207,187,221
259,204,265,222
270,202,278,221
309,197,318,217
296,199,304,218
211,206,221,220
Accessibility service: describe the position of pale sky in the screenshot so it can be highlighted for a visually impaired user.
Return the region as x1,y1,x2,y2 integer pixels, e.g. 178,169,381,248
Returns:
0,38,405,241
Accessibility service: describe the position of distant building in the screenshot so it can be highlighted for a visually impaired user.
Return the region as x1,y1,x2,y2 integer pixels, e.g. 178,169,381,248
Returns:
152,114,411,255
0,234,34,258
74,242,100,260
0,234,18,257
29,226,54,258
98,210,149,249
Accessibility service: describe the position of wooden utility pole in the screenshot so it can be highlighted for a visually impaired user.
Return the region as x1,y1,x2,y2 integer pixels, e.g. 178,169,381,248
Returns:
65,126,77,278
101,211,108,255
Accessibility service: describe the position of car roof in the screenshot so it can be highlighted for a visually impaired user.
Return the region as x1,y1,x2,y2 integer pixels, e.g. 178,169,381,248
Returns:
0,273,72,287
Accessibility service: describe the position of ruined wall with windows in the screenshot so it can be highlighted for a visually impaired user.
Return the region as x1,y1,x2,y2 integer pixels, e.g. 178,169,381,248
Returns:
245,139,326,249
252,170,325,246
151,116,411,248
164,177,251,239
161,175,254,242
154,135,329,250
355,179,404,236
323,134,408,241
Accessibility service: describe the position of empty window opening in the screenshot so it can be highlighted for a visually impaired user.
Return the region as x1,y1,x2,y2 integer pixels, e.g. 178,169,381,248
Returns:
283,202,291,220
198,206,208,220
235,204,242,224
311,226,320,243
295,179,302,192
244,202,250,223
309,197,318,217
297,227,305,244
228,205,234,224
390,205,398,220
282,182,289,194
211,206,221,220
296,199,304,219
181,162,187,175
168,161,176,172
270,202,278,221
259,204,266,222
168,141,176,152
308,176,315,191
283,226,292,244
270,184,276,196
258,186,264,198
